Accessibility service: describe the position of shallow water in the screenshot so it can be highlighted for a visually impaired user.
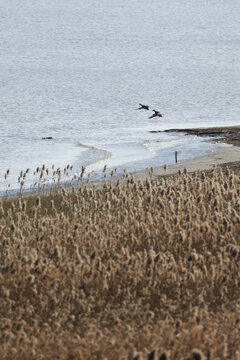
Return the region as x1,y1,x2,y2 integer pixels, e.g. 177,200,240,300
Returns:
0,0,239,191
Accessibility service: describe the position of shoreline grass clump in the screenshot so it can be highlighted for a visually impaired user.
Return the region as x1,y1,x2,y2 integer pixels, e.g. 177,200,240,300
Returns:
1,163,79,197
1,166,240,359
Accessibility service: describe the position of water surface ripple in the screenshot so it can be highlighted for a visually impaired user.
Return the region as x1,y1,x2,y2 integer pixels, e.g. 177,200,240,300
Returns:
0,0,239,190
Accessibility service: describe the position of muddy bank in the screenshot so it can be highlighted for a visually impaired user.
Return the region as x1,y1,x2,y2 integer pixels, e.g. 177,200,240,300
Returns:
150,125,240,146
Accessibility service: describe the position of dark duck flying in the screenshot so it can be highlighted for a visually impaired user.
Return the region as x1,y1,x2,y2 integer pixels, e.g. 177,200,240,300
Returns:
149,110,163,119
137,103,150,110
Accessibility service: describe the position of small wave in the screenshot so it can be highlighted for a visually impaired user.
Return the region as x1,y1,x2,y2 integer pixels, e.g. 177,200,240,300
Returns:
78,142,114,166
143,136,190,151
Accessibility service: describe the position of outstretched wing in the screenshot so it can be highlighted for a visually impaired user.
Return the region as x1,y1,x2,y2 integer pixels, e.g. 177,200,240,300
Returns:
149,113,156,119
137,104,149,110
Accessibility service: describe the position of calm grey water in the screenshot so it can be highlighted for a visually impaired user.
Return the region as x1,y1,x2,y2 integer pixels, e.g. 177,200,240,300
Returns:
0,0,239,191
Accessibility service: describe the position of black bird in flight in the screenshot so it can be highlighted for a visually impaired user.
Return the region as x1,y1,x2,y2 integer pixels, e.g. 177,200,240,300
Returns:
149,110,163,119
137,103,150,110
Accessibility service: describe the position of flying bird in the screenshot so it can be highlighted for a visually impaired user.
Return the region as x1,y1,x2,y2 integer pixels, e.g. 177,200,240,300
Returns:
137,103,150,110
149,110,163,119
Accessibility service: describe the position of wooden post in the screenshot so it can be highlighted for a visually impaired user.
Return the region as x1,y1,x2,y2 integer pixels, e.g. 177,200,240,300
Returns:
175,151,178,164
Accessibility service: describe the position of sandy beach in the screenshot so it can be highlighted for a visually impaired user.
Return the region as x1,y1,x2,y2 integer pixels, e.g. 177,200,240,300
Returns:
4,126,240,196
91,126,240,188
2,125,240,199
133,144,240,180
132,125,240,180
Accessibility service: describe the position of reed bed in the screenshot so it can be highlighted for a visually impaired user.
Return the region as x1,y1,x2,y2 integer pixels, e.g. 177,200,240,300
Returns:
0,165,240,359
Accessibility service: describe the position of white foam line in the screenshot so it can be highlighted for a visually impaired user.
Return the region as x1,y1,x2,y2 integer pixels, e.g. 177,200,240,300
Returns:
143,138,185,150
78,142,114,165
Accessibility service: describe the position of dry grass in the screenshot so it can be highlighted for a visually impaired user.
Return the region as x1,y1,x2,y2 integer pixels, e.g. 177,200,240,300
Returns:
1,166,240,359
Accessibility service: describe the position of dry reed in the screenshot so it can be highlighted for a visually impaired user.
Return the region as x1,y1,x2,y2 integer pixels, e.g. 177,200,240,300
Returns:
0,166,240,359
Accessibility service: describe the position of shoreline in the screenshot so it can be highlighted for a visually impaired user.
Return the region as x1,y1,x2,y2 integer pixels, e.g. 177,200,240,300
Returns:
132,144,240,182
2,126,240,198
107,125,240,183
150,125,240,145
162,125,240,146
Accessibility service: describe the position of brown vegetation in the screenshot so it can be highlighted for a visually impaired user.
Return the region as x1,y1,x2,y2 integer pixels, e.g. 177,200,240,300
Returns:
1,166,240,359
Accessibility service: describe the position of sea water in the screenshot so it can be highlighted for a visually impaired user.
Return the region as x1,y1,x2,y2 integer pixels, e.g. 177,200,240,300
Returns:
0,0,239,191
